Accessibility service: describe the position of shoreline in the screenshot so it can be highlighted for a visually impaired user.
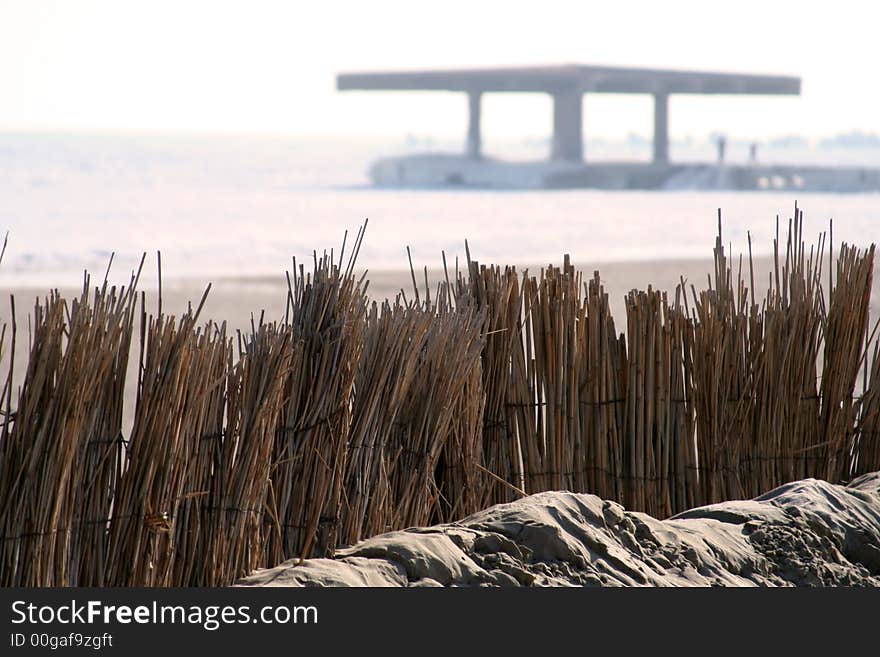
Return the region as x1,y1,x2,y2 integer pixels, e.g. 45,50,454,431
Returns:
2,252,878,448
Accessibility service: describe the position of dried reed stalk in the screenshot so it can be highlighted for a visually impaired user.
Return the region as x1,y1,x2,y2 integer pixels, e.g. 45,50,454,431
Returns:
210,321,290,584
435,347,485,523
689,217,755,504
0,264,140,586
521,257,585,494
749,211,824,494
168,322,230,586
383,302,484,530
580,272,629,504
461,261,529,506
818,242,875,482
340,301,433,543
2,210,880,588
854,341,880,476
267,231,368,562
105,285,216,586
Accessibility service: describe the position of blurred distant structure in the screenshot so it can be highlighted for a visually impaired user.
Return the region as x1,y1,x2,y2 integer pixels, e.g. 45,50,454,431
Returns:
338,64,880,191
717,135,727,164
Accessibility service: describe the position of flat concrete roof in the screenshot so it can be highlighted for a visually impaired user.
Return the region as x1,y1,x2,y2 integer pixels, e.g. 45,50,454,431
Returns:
337,64,800,95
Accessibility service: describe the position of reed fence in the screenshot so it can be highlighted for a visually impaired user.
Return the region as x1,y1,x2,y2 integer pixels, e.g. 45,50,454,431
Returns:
1,205,879,586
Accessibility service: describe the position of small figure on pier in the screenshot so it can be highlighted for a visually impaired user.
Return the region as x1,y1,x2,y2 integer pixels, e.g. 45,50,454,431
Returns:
749,142,758,163
716,135,727,164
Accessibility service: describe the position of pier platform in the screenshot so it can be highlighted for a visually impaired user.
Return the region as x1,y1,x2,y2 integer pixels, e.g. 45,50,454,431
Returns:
368,154,880,192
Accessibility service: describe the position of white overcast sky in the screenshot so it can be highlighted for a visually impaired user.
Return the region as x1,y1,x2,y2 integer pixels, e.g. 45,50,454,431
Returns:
0,0,877,140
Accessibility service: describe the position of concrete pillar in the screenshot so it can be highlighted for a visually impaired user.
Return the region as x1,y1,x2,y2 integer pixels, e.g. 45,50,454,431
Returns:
551,89,583,161
466,91,482,159
653,92,669,165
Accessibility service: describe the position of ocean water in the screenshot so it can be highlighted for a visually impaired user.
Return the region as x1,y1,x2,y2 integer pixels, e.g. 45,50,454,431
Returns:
1,131,879,289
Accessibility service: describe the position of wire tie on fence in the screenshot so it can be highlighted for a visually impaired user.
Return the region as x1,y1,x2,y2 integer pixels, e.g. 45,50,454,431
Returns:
208,505,261,516
579,398,627,407
87,435,120,445
276,406,345,439
505,401,548,409
399,446,429,459
280,523,308,531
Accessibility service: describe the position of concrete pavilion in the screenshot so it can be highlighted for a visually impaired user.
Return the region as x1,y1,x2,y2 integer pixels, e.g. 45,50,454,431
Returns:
337,65,880,191
338,64,800,165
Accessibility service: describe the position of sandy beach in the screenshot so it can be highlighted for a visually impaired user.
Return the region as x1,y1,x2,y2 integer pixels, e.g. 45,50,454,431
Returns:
2,253,878,433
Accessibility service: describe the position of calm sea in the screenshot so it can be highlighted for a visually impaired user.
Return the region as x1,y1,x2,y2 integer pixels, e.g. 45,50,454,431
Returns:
1,131,878,288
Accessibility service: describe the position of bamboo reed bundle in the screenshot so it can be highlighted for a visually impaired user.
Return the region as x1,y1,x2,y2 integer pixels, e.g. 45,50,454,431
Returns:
104,286,221,586
69,275,141,586
211,321,290,584
817,242,875,482
461,260,529,506
20,296,77,585
580,272,628,504
749,212,824,493
167,322,230,586
340,272,485,540
667,287,698,513
854,341,880,476
383,303,484,530
521,258,585,495
431,269,487,524
622,287,682,517
689,219,754,504
340,301,433,543
0,292,72,586
267,232,368,561
0,265,140,586
435,357,485,523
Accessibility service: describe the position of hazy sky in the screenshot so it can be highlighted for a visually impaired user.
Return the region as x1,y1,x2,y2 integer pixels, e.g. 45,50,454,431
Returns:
1,0,877,140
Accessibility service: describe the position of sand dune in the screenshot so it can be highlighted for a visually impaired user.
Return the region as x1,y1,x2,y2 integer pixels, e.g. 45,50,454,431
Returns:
238,472,880,587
